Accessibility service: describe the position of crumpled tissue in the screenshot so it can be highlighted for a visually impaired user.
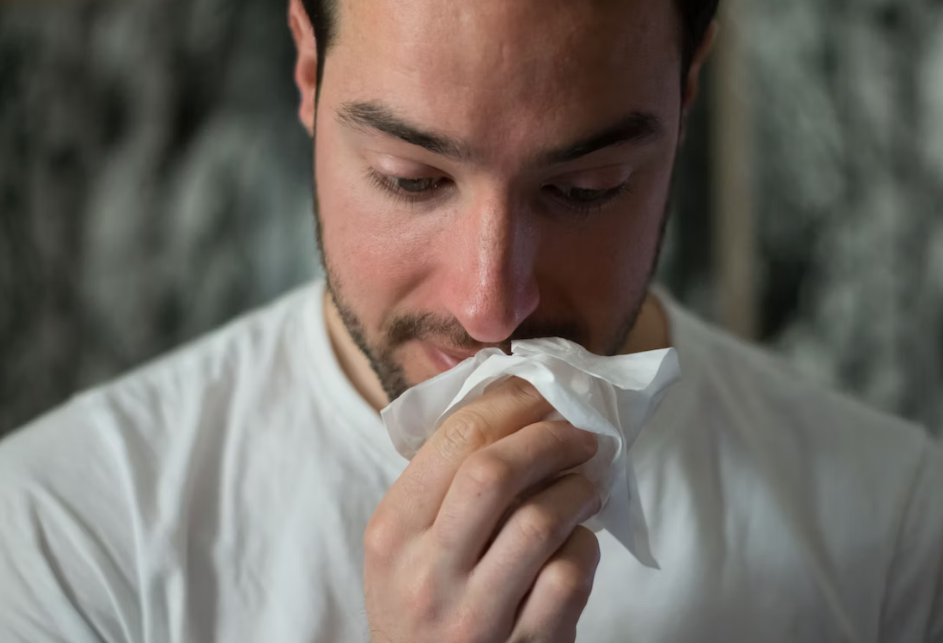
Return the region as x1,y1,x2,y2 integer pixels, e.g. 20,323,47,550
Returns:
380,337,680,568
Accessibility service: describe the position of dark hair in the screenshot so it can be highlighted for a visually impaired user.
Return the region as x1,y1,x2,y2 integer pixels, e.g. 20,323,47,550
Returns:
301,0,719,95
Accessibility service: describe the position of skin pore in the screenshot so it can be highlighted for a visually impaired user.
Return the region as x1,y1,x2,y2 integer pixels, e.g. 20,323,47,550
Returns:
290,0,713,412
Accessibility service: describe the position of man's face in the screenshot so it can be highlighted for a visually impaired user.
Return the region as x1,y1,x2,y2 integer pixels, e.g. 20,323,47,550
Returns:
314,0,685,401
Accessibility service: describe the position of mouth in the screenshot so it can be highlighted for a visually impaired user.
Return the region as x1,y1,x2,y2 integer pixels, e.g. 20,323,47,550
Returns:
420,341,480,374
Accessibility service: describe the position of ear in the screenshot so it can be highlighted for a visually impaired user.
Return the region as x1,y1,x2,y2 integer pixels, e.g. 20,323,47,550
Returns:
289,0,318,136
681,20,719,124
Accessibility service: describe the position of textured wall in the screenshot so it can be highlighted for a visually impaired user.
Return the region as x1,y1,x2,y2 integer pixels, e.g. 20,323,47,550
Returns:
744,0,943,432
0,0,317,433
1,0,941,437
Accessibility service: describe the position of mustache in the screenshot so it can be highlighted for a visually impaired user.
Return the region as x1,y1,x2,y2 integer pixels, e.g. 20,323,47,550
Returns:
385,312,586,354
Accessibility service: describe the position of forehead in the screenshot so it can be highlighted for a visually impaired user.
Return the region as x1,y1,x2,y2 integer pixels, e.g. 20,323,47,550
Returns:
325,0,682,158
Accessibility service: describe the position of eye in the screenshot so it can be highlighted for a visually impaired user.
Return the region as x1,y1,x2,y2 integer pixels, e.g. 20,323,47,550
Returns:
555,185,613,203
544,181,633,214
391,177,443,193
366,169,451,203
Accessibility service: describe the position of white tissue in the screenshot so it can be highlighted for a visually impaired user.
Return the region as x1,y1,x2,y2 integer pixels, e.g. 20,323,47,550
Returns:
380,337,680,568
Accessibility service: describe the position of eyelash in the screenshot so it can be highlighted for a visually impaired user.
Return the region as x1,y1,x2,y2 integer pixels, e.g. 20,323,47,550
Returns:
365,168,633,216
545,182,634,216
366,169,451,206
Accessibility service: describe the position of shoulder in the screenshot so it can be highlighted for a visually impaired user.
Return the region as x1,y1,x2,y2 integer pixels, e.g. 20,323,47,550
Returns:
96,279,323,419
0,279,323,495
675,305,938,510
664,297,935,474
0,280,323,548
0,281,324,641
661,292,942,542
0,392,142,641
660,297,943,636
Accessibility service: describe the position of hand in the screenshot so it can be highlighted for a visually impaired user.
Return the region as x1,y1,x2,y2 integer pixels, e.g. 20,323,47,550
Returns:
364,378,602,643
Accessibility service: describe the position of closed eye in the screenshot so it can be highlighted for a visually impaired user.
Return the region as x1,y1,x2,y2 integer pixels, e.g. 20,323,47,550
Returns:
366,167,633,216
366,169,451,203
543,181,633,215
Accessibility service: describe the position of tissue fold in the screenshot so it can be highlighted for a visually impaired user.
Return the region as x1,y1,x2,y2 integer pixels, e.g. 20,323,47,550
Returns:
380,338,680,568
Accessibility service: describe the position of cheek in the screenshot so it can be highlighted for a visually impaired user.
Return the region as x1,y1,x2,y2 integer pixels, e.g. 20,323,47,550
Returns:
315,132,437,325
546,174,668,293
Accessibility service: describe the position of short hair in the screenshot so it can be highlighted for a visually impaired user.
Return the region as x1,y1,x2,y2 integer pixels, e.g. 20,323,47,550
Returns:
301,0,719,96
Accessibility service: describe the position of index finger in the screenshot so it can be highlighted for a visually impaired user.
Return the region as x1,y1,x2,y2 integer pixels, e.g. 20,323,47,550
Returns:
382,377,553,529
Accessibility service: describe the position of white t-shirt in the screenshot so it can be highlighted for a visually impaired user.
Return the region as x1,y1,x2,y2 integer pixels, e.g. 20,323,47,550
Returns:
1,279,941,643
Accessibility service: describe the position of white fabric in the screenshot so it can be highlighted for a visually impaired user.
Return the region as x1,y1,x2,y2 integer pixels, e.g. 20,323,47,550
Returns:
382,340,681,568
0,279,941,643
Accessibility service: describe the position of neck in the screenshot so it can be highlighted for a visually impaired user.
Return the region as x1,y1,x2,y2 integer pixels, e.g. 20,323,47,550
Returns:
621,291,672,355
323,289,672,414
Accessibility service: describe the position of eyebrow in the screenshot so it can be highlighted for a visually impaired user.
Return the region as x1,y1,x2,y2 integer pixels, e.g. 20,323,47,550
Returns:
336,100,665,166
539,111,665,165
337,101,471,161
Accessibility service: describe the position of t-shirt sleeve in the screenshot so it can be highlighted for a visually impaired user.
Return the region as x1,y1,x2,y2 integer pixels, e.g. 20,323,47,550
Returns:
879,437,943,643
0,400,143,643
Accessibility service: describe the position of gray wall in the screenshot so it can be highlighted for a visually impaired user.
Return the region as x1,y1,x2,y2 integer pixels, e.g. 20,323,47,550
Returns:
747,1,943,432
1,0,941,437
1,0,317,433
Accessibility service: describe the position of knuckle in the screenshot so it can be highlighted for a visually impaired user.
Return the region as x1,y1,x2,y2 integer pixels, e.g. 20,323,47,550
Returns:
402,563,444,621
437,412,489,458
544,557,596,603
514,504,565,546
363,515,401,562
537,420,571,449
540,422,597,458
460,453,515,494
505,377,550,410
505,376,543,404
448,607,492,643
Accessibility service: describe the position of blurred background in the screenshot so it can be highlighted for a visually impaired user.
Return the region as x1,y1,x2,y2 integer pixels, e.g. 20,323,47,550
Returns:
1,0,941,439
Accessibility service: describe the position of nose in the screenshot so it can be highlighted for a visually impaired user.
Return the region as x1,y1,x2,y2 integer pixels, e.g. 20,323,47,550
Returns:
439,194,540,344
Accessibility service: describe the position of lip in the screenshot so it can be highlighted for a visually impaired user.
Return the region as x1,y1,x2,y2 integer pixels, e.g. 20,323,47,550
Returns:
421,342,478,374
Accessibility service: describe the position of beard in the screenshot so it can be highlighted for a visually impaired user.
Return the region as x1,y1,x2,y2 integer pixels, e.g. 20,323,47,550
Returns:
313,184,670,405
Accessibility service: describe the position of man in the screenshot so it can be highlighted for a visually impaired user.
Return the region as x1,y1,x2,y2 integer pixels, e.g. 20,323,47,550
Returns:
1,0,941,641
